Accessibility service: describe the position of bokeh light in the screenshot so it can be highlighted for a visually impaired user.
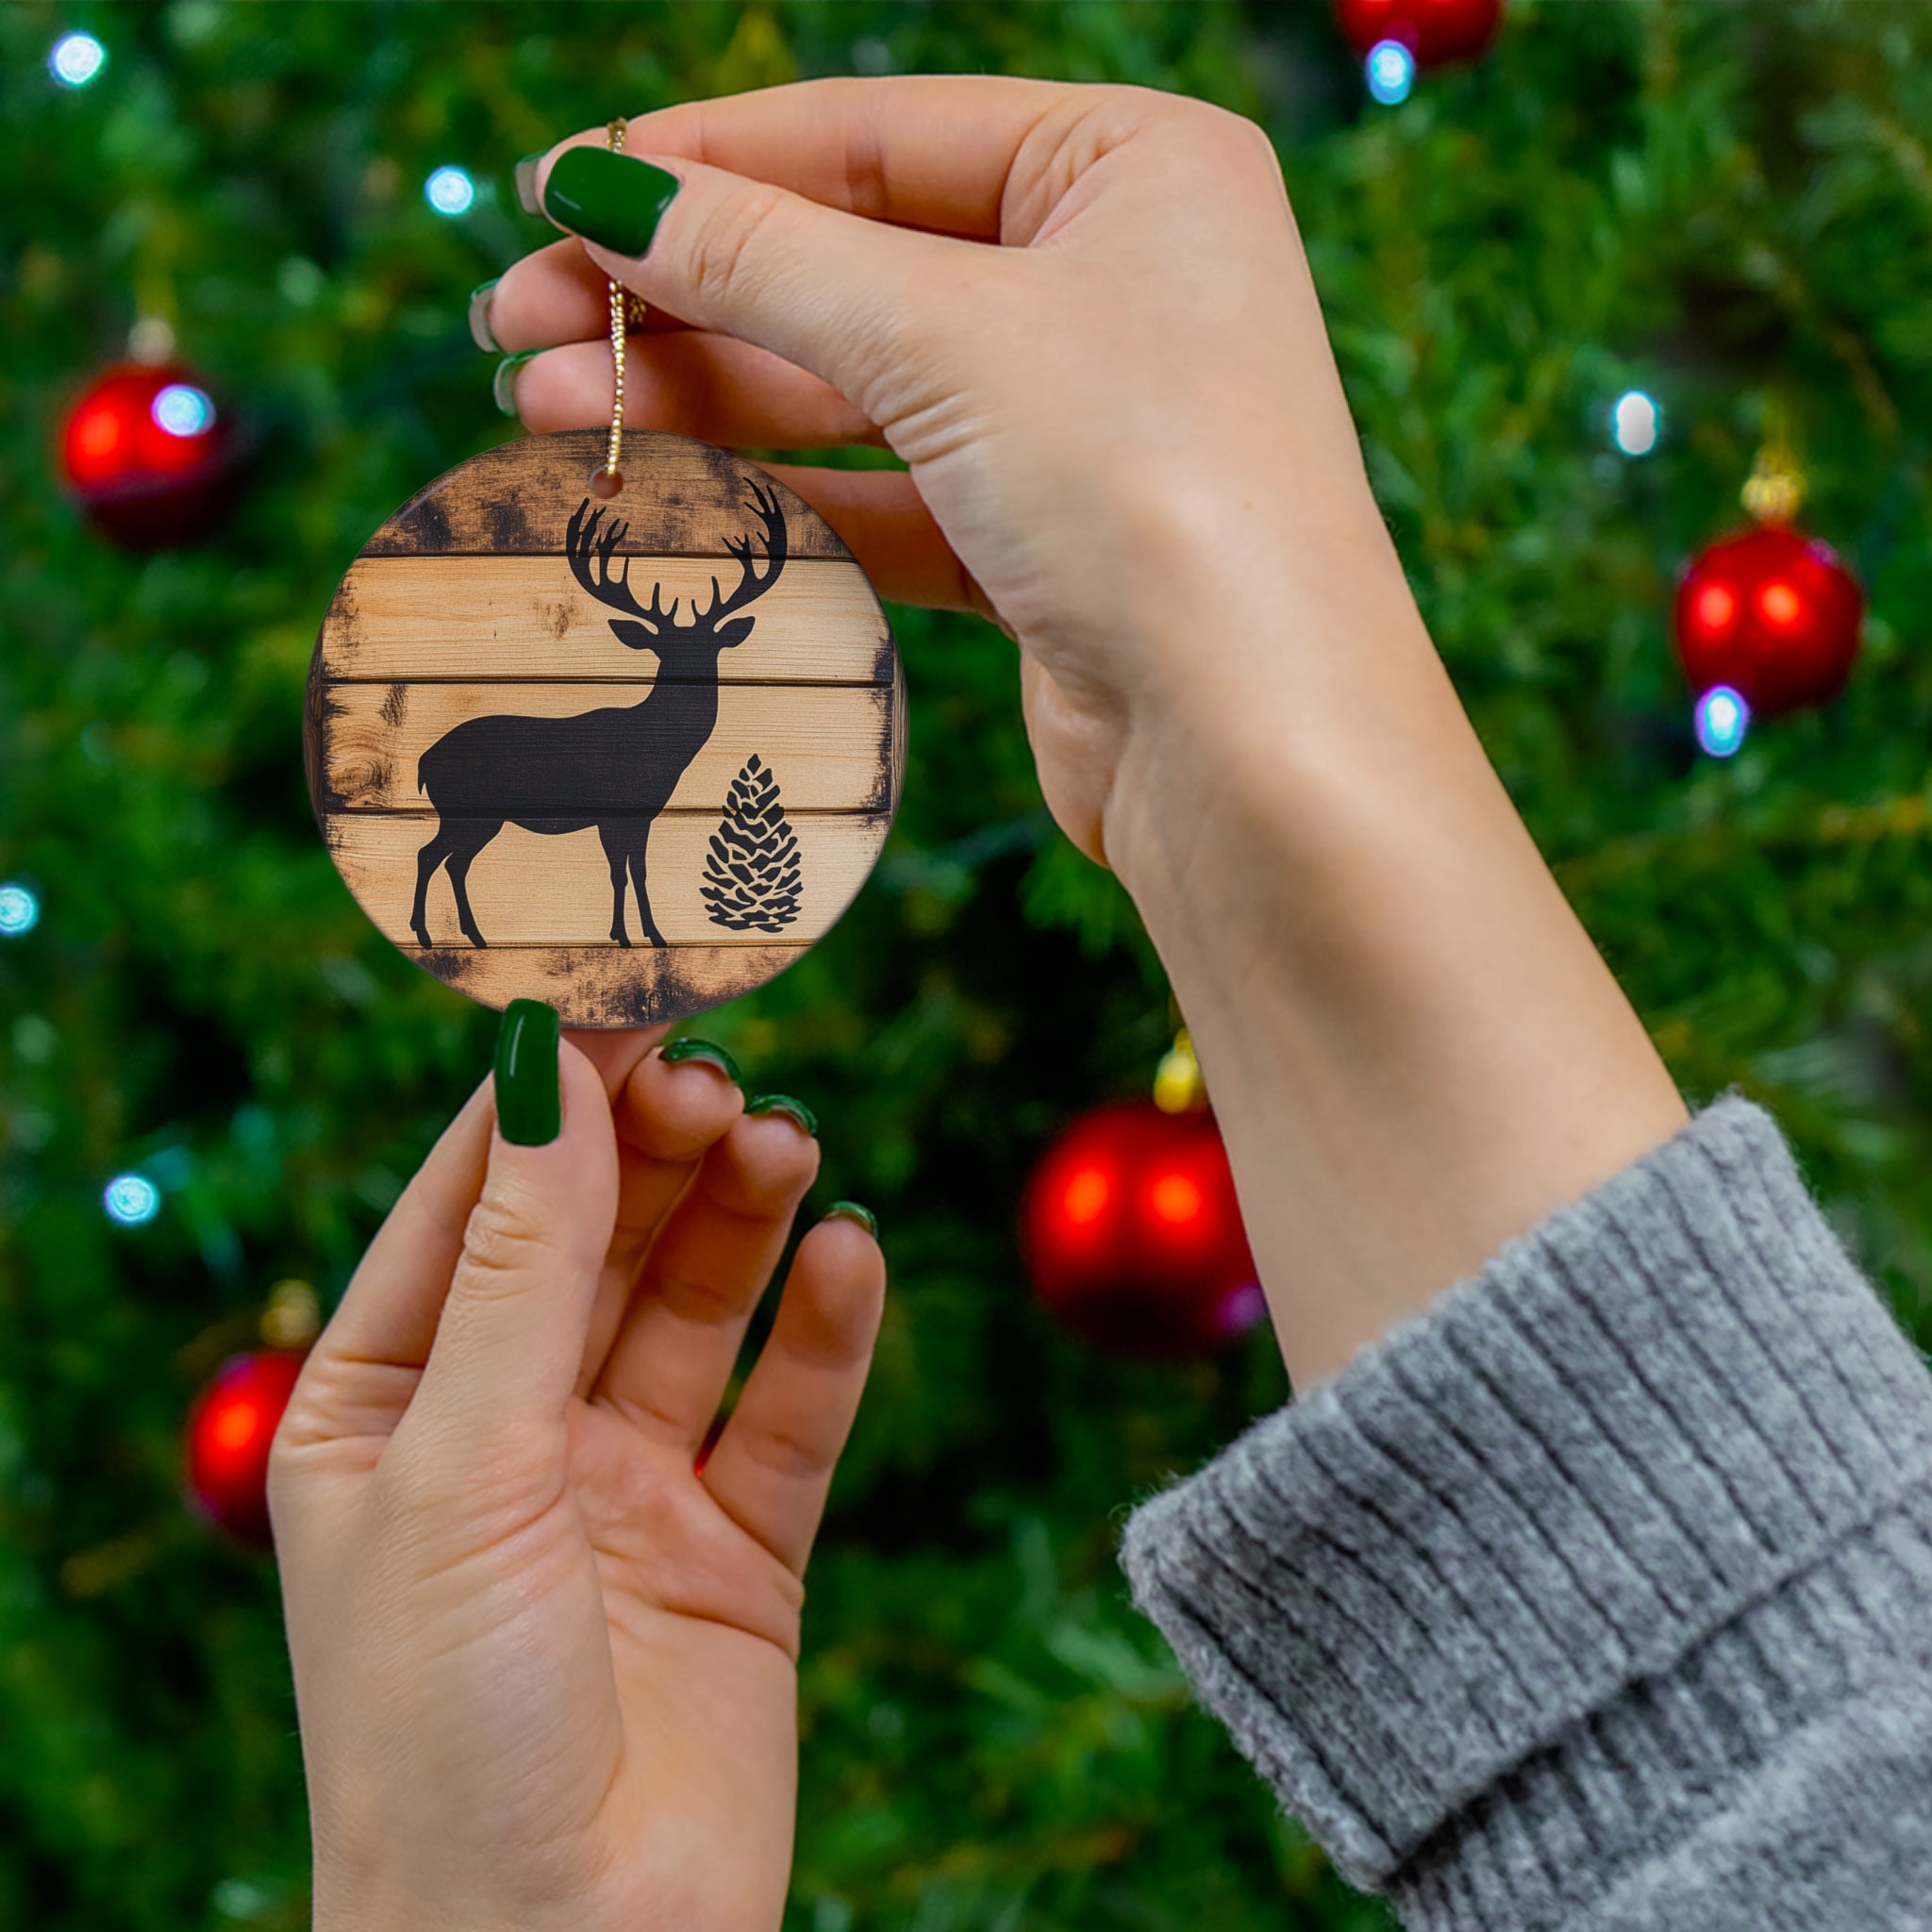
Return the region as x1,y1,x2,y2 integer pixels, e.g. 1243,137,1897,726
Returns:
1694,685,1750,759
425,165,476,216
1365,40,1416,106
208,1396,267,1455
1693,582,1737,637
1148,1171,1205,1228
104,1174,161,1226
0,883,39,937
1061,1166,1111,1227
1611,389,1660,457
1217,1281,1268,1339
49,32,106,88
152,384,216,439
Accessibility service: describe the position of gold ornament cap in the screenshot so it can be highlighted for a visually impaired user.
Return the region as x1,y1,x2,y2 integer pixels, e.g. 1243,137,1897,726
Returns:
1741,404,1806,525
1154,1026,1207,1113
260,1278,322,1351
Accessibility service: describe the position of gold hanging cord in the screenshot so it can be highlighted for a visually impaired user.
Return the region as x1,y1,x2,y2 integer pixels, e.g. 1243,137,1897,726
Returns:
591,117,648,497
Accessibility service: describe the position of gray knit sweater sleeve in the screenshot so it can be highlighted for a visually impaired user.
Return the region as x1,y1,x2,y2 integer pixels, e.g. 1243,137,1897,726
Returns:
1120,1099,1932,1930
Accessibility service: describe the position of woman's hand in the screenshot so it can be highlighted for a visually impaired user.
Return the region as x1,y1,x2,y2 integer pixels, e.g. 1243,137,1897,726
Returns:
482,76,1685,1389
270,1022,883,1932
488,76,1374,870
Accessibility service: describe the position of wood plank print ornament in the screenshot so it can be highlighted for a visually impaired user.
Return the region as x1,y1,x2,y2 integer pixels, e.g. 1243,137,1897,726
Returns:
306,427,903,1027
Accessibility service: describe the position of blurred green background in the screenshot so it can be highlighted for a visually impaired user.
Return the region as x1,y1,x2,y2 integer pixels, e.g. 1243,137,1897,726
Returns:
5,3,1932,1928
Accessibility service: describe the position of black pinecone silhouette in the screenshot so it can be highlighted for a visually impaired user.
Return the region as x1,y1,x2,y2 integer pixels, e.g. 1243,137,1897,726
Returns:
701,755,803,932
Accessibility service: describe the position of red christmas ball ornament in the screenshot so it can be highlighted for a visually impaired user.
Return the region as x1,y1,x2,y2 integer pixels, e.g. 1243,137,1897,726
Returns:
184,1349,305,1545
59,361,240,548
1674,524,1863,720
1335,0,1502,66
1022,1100,1263,1358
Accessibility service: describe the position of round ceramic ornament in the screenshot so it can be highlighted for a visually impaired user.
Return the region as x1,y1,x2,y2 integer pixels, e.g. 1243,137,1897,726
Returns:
306,426,904,1026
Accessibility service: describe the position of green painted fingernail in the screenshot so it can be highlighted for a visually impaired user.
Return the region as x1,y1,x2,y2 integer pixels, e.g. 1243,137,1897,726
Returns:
494,1000,560,1145
492,350,539,416
660,1037,742,1085
824,1200,877,1238
513,152,546,216
746,1093,817,1139
541,146,681,257
468,278,501,353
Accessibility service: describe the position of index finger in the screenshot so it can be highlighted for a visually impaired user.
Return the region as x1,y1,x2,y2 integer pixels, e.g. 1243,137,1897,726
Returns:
540,74,1077,241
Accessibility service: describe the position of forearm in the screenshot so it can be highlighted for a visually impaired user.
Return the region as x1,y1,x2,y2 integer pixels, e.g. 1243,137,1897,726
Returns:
1103,496,1685,1388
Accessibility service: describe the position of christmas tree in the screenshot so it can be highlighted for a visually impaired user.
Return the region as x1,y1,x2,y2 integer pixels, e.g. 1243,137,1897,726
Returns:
4,6,1931,1930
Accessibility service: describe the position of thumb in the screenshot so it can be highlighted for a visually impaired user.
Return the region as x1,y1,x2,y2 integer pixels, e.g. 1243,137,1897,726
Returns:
533,142,981,422
408,1004,618,1449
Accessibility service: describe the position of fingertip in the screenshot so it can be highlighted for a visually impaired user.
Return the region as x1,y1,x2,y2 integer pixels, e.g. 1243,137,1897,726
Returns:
514,150,547,217
564,1022,672,1100
487,1025,608,1172
492,999,563,1146
675,1103,822,1224
731,1101,824,1183
506,342,604,433
787,1213,888,1353
800,1208,887,1314
515,131,603,218
616,1040,746,1160
820,1199,878,1241
801,1207,885,1274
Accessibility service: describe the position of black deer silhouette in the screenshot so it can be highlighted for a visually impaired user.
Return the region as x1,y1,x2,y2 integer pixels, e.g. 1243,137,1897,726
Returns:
409,482,788,949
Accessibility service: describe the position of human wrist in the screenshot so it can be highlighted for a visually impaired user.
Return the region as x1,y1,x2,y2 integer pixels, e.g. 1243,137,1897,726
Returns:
1094,541,1685,1386
312,1879,532,1932
310,1828,512,1932
1095,486,1442,909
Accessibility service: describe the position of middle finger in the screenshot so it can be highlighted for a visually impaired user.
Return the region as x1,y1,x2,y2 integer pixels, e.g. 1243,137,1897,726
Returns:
575,1043,746,1397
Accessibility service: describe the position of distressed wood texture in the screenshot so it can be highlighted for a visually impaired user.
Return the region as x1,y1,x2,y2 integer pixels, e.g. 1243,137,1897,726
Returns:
308,429,901,1026
320,556,892,684
402,945,817,1029
318,682,894,815
360,427,855,558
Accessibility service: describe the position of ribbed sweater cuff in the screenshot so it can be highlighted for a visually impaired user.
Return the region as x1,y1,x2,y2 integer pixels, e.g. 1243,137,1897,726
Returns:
1120,1099,1932,1905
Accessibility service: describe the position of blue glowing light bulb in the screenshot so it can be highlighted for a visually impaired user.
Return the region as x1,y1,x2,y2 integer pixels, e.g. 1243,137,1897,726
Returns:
425,166,476,217
1694,685,1750,758
152,383,216,438
1366,40,1416,106
1611,389,1661,457
0,882,39,937
50,31,106,88
104,1174,161,1226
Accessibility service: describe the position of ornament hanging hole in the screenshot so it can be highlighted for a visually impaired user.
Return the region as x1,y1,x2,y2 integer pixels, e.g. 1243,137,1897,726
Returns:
589,468,624,500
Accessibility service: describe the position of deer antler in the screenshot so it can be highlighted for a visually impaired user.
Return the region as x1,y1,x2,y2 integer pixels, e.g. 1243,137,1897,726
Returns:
568,487,785,637
565,498,668,625
691,481,789,626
